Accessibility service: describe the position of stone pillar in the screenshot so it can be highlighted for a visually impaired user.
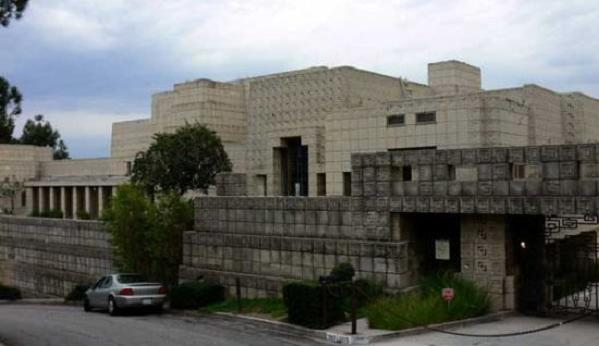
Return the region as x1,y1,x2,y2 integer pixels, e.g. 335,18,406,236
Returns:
38,187,45,212
460,215,507,311
25,187,34,215
49,187,56,211
60,187,67,218
84,186,92,215
98,187,105,218
72,187,79,219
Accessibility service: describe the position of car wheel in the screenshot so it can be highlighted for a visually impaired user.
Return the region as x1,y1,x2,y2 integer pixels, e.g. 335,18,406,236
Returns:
108,297,119,316
83,298,91,312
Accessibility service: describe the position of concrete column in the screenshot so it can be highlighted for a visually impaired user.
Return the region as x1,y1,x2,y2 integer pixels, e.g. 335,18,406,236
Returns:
49,187,56,211
98,187,105,218
60,187,67,218
85,186,92,215
25,187,34,215
72,186,79,219
38,187,44,212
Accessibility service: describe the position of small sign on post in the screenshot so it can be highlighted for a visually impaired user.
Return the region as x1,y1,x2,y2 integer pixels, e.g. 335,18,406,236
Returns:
442,288,455,302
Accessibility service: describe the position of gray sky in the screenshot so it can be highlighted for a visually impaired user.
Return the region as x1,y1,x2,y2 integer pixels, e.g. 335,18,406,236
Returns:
1,0,598,158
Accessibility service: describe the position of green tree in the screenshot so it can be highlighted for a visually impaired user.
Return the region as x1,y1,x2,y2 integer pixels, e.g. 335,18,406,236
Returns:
0,0,28,27
20,114,70,159
132,123,232,196
0,77,22,143
103,184,193,284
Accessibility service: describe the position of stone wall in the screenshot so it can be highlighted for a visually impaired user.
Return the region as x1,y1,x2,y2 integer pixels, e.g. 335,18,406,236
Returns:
0,216,112,297
180,196,411,298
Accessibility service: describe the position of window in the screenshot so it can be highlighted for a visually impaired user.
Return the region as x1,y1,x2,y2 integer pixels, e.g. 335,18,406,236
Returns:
512,164,525,180
343,172,352,196
416,112,436,124
387,114,405,127
126,162,132,176
317,173,326,196
21,191,26,207
448,165,456,181
402,166,412,181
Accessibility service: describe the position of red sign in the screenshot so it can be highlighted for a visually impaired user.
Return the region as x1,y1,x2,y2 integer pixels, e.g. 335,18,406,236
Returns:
442,288,455,302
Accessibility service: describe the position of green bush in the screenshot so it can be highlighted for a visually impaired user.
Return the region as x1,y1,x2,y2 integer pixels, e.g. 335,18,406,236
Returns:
330,262,355,283
283,281,345,329
65,284,91,301
0,283,22,300
77,210,92,220
365,273,490,331
169,281,225,309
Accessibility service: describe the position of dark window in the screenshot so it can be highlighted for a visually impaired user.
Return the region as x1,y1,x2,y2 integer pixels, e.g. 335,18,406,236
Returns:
402,166,412,181
343,172,352,196
317,173,326,196
448,165,456,181
512,164,525,180
416,112,436,124
126,162,132,175
387,114,405,127
21,191,26,207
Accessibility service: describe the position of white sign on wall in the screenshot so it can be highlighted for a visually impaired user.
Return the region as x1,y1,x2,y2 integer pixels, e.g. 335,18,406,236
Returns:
435,239,450,260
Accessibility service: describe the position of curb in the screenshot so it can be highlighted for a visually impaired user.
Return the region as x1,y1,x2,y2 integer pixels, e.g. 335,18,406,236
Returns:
0,298,80,306
368,310,516,344
169,309,514,345
169,310,329,344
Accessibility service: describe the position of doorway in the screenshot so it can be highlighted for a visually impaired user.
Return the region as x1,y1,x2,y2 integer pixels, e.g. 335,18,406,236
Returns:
279,137,308,196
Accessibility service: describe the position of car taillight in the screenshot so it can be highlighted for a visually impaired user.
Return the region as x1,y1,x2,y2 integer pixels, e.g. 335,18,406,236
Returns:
159,286,168,294
119,288,134,296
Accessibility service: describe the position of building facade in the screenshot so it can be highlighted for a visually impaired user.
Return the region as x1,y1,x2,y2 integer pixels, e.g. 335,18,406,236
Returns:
17,60,599,218
113,60,599,197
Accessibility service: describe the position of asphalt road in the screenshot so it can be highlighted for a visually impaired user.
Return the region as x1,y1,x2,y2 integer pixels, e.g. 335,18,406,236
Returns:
0,304,321,346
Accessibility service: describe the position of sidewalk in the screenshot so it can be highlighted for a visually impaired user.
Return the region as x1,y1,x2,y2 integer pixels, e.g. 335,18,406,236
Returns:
373,315,599,346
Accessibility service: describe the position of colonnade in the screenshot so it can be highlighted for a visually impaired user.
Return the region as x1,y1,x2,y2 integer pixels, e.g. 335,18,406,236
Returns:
28,185,116,219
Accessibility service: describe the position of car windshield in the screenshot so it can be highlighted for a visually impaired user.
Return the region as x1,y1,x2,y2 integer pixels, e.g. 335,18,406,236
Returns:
117,274,147,284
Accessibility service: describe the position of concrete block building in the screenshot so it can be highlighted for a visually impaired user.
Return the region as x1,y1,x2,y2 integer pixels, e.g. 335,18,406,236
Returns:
112,60,599,197
15,60,599,219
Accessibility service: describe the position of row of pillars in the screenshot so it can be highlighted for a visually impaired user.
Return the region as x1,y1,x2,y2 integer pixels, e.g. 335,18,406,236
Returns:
28,186,116,219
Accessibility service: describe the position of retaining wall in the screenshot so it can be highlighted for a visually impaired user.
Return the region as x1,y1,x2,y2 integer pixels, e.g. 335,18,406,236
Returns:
0,216,112,297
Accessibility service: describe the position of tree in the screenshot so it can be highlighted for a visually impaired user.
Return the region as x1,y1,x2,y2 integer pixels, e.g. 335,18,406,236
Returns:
20,114,70,159
132,123,232,196
0,77,22,143
0,0,29,27
103,184,193,283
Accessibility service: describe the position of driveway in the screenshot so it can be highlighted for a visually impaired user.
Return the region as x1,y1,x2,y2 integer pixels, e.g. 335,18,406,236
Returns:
0,304,320,346
374,315,599,346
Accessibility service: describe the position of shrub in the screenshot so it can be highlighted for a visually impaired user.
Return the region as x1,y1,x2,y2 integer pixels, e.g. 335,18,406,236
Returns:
65,283,91,301
77,210,92,220
330,262,355,283
0,283,22,300
169,281,225,309
365,273,490,330
283,281,345,329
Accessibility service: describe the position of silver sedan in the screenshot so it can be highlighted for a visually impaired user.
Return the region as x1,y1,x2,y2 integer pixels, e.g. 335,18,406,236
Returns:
84,273,167,316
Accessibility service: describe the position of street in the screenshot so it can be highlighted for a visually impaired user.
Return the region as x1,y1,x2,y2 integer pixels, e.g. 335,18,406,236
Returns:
0,304,320,346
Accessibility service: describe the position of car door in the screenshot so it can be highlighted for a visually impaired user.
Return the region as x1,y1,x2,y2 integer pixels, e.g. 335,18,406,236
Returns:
96,276,114,309
88,277,106,307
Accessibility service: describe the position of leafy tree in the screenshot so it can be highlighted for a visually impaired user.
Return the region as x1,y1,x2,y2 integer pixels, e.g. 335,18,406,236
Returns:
103,184,193,284
132,123,232,196
20,114,70,159
0,0,28,27
0,77,22,143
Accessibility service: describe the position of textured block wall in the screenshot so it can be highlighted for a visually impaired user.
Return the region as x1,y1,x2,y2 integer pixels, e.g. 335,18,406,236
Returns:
180,196,411,298
0,216,112,297
351,144,599,216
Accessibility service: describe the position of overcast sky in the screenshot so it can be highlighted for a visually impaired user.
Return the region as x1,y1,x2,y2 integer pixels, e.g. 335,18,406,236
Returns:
1,0,598,158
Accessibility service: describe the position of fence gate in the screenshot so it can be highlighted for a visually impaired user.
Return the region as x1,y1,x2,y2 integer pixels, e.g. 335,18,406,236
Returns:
545,214,599,315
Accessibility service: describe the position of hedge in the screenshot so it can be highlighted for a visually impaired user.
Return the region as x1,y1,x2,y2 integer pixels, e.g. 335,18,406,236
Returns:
0,283,22,300
282,281,345,329
169,281,225,309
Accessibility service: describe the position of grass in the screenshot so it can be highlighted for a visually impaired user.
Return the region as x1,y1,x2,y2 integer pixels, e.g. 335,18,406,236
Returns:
200,298,287,319
365,273,491,331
